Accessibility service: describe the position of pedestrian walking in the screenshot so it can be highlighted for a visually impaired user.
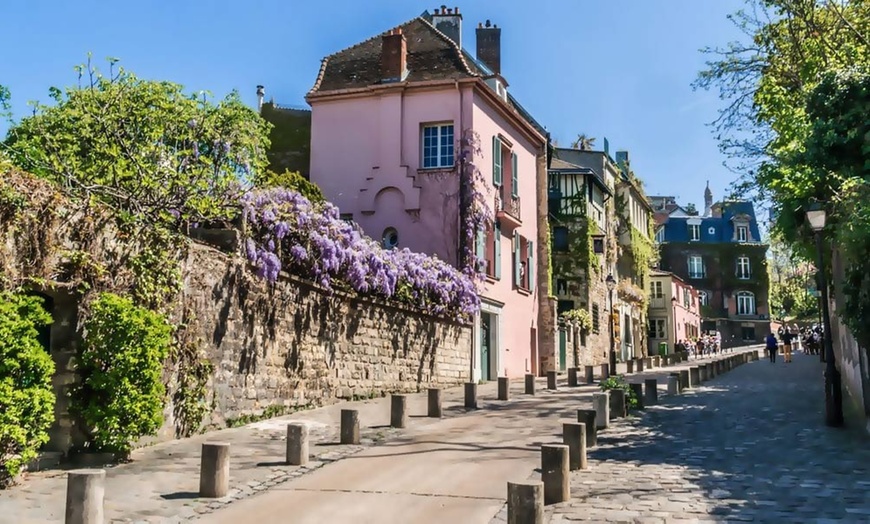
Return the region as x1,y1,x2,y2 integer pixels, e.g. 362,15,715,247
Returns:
765,332,778,363
782,329,795,363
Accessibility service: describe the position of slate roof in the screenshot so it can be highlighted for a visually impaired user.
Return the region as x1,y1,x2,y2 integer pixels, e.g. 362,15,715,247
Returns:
660,201,764,244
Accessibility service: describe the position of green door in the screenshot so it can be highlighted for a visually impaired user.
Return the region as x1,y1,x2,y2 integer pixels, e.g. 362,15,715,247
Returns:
559,328,567,371
480,313,491,381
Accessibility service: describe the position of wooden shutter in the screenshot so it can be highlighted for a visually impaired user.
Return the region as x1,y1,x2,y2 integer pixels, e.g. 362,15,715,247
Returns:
511,152,518,197
528,240,534,290
492,136,502,186
494,222,502,279
513,231,520,286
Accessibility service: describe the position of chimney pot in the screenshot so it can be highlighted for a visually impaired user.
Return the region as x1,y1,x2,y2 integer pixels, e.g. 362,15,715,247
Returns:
441,4,447,10
478,22,482,28
454,7,459,13
434,8,439,14
485,19,491,28
446,8,452,14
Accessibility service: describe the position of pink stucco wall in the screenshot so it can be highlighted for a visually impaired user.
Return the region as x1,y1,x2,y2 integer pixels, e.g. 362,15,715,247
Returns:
309,84,541,379
671,280,701,343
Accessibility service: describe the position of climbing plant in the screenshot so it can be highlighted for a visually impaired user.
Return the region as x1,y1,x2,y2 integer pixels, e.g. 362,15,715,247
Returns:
560,308,592,334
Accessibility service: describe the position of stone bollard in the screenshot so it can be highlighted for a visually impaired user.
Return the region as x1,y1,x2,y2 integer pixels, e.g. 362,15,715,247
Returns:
654,356,661,367
645,357,653,369
629,383,644,410
524,374,536,395
465,382,479,409
547,371,558,390
609,389,626,419
390,394,407,428
562,422,587,470
600,363,610,381
427,388,442,418
286,424,308,466
592,393,609,429
65,469,105,524
584,365,595,384
667,374,680,395
699,364,707,383
644,378,658,405
689,367,700,388
507,481,544,524
679,369,690,391
498,377,511,401
709,362,717,379
200,442,231,498
636,358,645,373
567,367,578,387
576,409,597,447
540,445,570,505
626,360,634,374
340,409,360,444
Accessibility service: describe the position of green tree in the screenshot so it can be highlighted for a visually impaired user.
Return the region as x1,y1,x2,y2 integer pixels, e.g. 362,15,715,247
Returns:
0,292,55,485
254,169,325,204
3,58,272,223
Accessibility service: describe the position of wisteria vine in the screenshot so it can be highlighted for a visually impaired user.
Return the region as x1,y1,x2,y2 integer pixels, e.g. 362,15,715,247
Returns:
457,130,494,282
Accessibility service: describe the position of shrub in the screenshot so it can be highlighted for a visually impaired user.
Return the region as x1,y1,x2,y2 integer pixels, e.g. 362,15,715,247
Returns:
0,292,55,485
254,169,324,204
599,374,638,409
76,293,172,454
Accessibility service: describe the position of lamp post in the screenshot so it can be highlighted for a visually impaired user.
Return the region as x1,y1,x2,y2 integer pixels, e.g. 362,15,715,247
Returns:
806,203,844,427
606,274,617,374
671,296,678,357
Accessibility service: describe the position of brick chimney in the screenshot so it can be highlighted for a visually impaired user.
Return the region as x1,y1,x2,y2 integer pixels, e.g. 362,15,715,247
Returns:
381,28,407,83
476,19,501,75
431,5,462,48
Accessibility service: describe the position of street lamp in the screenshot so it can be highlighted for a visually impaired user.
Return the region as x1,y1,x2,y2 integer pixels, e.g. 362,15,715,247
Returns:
606,274,617,376
806,202,844,427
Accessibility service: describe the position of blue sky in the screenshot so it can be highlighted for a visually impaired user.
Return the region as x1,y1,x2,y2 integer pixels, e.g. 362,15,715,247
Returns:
0,0,746,211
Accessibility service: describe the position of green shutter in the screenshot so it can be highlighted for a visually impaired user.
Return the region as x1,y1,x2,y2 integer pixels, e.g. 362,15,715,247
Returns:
492,136,502,186
494,223,501,279
513,232,520,286
511,152,518,197
528,240,534,289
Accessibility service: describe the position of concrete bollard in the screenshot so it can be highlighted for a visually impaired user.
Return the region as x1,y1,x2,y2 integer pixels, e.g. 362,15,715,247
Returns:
498,377,511,401
340,409,360,444
390,394,407,428
636,358,645,372
567,367,578,387
667,374,680,395
709,362,717,379
200,442,231,498
576,409,597,447
507,481,544,524
427,388,442,418
609,389,626,419
626,360,634,374
698,364,706,383
524,373,536,395
286,424,308,466
600,363,610,381
465,382,478,409
689,367,700,388
547,371,558,390
645,357,652,369
562,422,587,470
644,378,658,405
679,369,690,390
65,469,105,524
629,383,644,410
592,393,609,429
540,445,570,505
584,365,595,384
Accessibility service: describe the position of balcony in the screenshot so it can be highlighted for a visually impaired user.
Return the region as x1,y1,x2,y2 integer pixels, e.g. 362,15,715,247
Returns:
649,296,667,309
495,189,522,229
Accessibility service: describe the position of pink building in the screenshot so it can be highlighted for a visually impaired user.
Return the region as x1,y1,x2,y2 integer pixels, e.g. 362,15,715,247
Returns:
305,8,555,379
647,270,702,354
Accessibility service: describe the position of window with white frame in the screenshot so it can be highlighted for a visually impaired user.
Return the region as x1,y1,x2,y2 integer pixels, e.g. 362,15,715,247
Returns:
736,291,756,316
683,287,691,308
650,281,663,299
655,227,665,243
688,223,700,241
736,225,749,242
688,255,704,278
648,318,667,339
736,256,751,279
698,290,708,306
421,124,454,169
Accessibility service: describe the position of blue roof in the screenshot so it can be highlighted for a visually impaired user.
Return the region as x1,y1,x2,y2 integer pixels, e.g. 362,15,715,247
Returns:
659,201,763,244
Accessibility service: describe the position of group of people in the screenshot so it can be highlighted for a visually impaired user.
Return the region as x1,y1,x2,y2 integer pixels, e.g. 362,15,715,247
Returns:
676,332,722,357
764,324,825,363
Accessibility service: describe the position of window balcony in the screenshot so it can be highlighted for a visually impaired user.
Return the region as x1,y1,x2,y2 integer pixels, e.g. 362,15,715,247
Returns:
649,297,667,309
495,189,522,229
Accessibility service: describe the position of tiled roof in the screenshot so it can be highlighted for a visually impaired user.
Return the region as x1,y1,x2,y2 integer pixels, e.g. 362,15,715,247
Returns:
309,17,484,95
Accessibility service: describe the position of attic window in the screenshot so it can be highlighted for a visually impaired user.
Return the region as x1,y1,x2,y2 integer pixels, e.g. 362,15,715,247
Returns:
708,227,715,234
495,80,508,101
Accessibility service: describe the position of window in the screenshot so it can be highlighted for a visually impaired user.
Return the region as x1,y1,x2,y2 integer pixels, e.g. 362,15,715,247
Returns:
553,226,569,252
683,288,691,308
736,225,749,242
593,238,605,254
698,291,708,306
688,255,704,279
382,227,399,249
557,300,575,315
422,124,454,169
592,304,600,334
708,227,716,235
736,256,751,279
650,281,663,299
339,213,354,223
723,294,729,309
512,233,533,290
689,223,700,241
648,318,667,339
736,291,756,316
556,279,569,296
477,223,502,279
655,227,665,243
492,136,503,186
741,326,756,341
511,152,518,197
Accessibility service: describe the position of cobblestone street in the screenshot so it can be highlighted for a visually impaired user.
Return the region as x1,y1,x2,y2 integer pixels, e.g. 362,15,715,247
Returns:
546,351,870,523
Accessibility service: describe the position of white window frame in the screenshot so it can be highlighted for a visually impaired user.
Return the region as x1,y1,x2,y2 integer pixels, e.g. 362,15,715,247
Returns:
655,227,665,243
648,318,667,339
736,225,749,242
688,255,704,279
421,123,455,169
689,224,700,241
736,291,756,316
736,256,751,280
650,281,664,298
698,290,708,306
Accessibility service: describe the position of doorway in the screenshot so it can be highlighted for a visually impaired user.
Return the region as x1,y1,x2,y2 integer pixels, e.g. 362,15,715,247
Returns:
480,312,492,381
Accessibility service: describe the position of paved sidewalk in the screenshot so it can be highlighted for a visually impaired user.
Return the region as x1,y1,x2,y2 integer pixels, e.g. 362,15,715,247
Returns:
0,350,747,523
544,350,870,523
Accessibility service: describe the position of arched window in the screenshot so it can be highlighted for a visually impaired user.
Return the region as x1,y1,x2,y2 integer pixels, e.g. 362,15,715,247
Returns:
698,290,708,306
736,291,756,316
